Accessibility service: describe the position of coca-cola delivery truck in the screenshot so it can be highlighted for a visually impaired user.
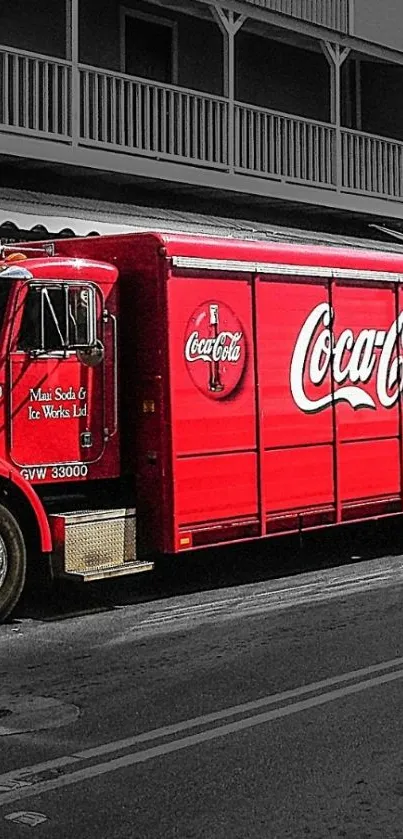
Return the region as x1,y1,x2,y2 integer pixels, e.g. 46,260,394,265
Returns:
1,230,403,620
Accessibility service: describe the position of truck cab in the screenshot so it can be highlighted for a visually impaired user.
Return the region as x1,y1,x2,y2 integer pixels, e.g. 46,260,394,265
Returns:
0,246,147,622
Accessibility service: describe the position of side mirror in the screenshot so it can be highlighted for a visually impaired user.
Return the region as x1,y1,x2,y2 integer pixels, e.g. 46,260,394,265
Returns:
76,340,105,368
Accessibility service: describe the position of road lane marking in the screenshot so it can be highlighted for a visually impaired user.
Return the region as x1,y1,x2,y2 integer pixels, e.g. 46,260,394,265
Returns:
1,666,403,809
0,758,79,792
4,812,48,826
2,654,403,804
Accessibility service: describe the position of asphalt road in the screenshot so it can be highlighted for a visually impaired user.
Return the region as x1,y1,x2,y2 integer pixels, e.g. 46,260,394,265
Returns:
1,522,403,838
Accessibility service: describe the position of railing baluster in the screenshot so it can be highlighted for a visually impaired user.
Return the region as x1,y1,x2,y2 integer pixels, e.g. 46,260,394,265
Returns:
215,100,220,165
249,109,254,171
82,70,89,140
177,92,183,158
261,112,267,174
269,113,275,175
296,118,301,179
100,73,107,143
126,80,133,148
144,84,150,151
13,54,19,127
394,145,399,198
308,123,314,181
234,104,239,168
119,77,124,146
348,133,353,189
23,57,29,129
32,58,39,133
109,76,115,145
190,96,196,159
1,53,6,125
92,72,98,142
207,99,213,163
152,85,158,152
325,126,329,183
43,61,49,133
52,63,58,134
170,91,176,156
289,118,295,179
184,95,190,158
134,81,141,149
200,97,205,162
63,65,68,136
242,107,248,169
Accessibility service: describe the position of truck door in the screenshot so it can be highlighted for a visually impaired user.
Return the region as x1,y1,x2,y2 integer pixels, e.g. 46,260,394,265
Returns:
8,281,107,471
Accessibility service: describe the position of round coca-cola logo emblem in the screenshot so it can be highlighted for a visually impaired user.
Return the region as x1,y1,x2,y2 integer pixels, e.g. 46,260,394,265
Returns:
184,301,246,399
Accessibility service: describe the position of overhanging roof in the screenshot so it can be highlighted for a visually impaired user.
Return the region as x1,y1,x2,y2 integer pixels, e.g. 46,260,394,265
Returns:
1,187,403,254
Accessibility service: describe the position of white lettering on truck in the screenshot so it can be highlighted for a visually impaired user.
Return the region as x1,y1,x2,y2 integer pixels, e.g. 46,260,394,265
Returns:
290,302,403,412
185,331,242,363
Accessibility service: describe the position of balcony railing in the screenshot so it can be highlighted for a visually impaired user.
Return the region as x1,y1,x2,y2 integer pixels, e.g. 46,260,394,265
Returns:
242,0,352,33
235,102,334,186
79,65,228,168
0,46,71,139
3,46,403,206
341,128,403,199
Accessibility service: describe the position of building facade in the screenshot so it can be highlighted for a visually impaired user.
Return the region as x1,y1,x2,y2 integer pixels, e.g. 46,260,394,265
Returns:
2,0,403,239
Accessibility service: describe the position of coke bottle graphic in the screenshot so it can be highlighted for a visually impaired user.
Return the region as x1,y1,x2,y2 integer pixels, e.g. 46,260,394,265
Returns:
208,304,224,392
184,299,245,400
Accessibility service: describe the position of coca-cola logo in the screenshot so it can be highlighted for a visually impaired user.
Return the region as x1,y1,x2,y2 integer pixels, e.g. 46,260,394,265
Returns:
291,302,403,412
184,301,245,399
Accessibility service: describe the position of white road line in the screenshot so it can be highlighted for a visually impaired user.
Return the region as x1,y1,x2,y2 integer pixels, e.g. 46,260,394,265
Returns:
1,666,403,809
2,654,403,789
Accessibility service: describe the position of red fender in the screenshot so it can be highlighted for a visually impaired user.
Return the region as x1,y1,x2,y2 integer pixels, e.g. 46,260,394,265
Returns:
0,459,52,552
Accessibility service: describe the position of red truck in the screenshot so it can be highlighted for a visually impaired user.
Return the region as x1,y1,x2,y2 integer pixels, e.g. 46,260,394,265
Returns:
0,230,403,621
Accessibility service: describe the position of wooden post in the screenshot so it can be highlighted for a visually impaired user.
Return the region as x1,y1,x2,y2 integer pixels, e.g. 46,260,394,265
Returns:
322,42,350,191
348,0,355,35
66,0,79,144
211,5,246,173
355,58,362,130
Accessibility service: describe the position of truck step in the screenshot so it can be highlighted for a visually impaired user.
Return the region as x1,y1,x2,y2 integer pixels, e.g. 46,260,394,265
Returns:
60,560,155,583
49,507,146,578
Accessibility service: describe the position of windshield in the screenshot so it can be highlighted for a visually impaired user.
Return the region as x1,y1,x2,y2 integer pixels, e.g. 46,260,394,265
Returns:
18,283,96,353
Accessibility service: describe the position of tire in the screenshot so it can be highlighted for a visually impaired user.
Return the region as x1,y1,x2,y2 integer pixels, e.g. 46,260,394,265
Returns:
0,504,27,623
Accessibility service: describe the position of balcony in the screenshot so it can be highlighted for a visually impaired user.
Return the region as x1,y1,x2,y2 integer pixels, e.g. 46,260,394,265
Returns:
242,0,352,34
2,44,403,213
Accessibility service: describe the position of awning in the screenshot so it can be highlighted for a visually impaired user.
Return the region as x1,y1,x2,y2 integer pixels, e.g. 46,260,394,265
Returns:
1,187,403,253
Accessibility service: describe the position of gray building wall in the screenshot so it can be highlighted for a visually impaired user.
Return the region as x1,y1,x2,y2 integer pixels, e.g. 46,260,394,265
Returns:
0,0,66,58
360,61,403,141
80,0,224,95
236,34,330,120
354,0,403,52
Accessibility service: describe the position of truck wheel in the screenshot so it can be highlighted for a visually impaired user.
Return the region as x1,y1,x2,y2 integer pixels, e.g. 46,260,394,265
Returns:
0,505,27,623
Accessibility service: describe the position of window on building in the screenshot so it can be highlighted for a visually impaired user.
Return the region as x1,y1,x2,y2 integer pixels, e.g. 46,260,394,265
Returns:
120,8,178,84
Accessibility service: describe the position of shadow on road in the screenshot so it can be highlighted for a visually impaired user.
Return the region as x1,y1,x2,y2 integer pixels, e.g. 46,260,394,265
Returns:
13,515,403,623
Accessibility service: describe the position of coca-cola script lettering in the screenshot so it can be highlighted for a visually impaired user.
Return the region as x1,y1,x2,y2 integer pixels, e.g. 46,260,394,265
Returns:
290,302,403,412
185,331,242,363
184,302,246,399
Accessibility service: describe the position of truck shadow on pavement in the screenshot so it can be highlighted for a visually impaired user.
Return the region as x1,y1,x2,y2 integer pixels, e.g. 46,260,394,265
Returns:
13,516,403,623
